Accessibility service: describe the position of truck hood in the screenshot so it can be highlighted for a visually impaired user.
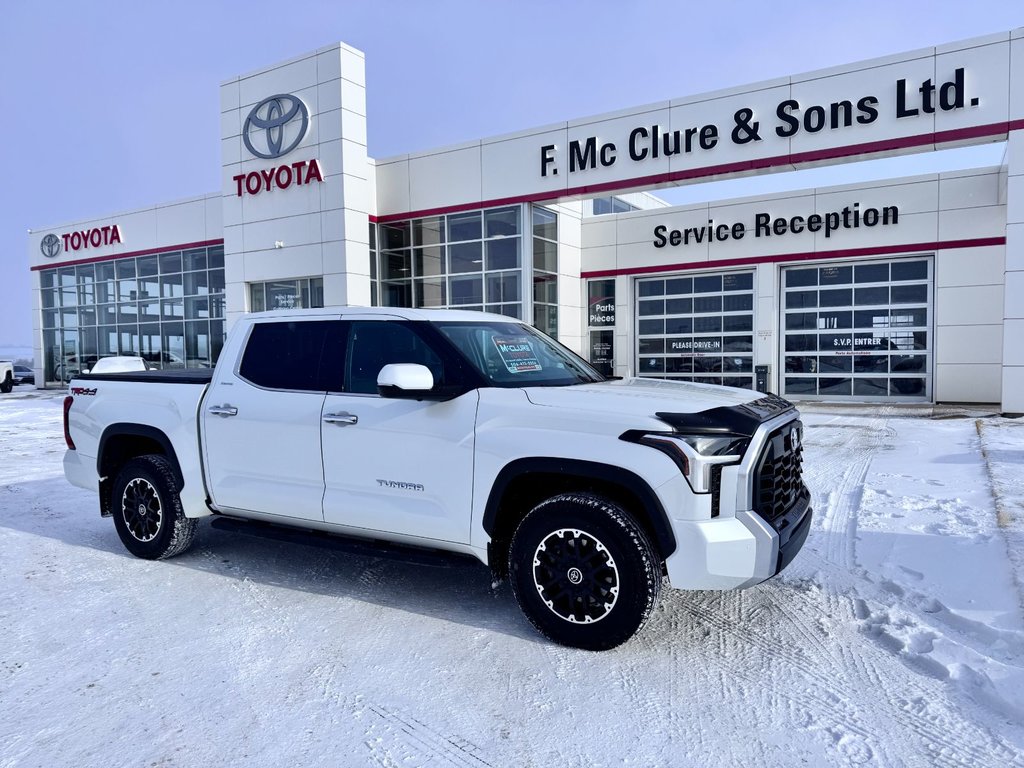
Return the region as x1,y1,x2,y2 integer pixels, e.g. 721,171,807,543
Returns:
522,378,766,424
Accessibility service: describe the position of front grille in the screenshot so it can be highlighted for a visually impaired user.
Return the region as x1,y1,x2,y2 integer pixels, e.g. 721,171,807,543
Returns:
754,422,805,524
710,464,723,518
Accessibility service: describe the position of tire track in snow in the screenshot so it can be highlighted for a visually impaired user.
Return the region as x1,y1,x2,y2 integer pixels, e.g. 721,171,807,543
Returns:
363,704,491,768
679,585,1020,766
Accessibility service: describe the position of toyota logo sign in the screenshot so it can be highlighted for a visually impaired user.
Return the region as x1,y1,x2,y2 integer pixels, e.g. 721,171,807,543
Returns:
243,94,310,160
40,234,62,258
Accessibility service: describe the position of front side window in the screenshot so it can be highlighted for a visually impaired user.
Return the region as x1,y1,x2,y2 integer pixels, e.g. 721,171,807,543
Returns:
346,321,445,395
437,321,602,388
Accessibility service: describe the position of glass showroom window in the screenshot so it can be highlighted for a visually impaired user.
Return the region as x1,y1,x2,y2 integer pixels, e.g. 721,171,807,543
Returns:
636,271,755,388
782,258,932,400
532,206,558,336
39,244,226,385
250,277,325,312
591,196,638,215
377,205,523,321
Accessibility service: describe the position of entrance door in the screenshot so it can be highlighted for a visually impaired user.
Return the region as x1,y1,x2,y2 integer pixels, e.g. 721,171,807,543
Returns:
320,319,477,544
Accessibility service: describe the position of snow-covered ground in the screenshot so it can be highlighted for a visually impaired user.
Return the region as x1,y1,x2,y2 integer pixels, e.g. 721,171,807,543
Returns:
1,390,1022,767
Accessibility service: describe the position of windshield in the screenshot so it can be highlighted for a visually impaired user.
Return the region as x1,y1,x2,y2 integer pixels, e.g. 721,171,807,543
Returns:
437,321,605,387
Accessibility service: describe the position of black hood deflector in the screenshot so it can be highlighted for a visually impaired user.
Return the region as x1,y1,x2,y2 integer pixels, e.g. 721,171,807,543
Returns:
654,393,795,438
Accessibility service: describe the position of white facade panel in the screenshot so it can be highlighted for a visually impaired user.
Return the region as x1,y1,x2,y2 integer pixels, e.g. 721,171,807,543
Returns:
1005,271,1024,319
1005,320,1024,365
937,205,1006,241
1007,223,1024,271
1006,174,1024,224
241,213,323,252
339,47,365,86
316,48,342,84
1011,37,1024,122
935,246,1005,287
341,139,369,181
220,79,240,113
222,135,243,166
340,108,368,147
315,109,343,152
936,324,1003,364
409,145,483,211
374,159,411,214
1001,366,1024,413
242,243,323,283
154,199,210,245
816,178,938,217
338,78,364,116
936,285,1005,326
935,363,1002,402
939,171,1001,209
239,55,319,110
580,245,617,273
317,79,343,114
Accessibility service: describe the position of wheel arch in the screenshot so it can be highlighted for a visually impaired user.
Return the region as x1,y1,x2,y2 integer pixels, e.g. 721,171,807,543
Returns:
97,424,184,517
483,458,677,579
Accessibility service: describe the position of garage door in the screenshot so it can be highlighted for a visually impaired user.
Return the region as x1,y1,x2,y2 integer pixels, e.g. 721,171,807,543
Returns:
635,271,755,388
782,258,932,401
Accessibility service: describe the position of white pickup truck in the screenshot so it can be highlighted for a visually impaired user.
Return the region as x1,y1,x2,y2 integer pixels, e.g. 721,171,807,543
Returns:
63,308,811,649
0,361,14,393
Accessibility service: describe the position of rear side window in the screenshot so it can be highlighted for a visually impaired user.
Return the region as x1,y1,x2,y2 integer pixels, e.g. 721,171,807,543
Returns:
239,321,330,391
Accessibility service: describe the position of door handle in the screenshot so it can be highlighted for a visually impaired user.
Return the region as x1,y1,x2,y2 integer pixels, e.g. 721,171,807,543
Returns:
323,412,358,426
208,405,238,417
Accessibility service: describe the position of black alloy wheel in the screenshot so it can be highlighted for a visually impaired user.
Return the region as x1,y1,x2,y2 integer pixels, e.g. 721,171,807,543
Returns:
110,455,197,560
532,527,620,624
121,477,163,543
509,492,662,650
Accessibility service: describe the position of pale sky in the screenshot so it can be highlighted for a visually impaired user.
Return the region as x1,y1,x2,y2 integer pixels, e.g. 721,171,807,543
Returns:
2,0,1021,354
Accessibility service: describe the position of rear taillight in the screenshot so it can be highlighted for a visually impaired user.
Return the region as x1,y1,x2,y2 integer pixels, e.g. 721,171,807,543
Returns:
63,396,76,450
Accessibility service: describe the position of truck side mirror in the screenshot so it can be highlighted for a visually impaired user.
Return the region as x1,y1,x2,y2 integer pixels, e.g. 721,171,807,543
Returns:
377,363,435,398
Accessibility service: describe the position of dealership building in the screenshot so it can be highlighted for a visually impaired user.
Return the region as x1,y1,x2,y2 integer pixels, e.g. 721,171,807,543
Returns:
26,30,1024,412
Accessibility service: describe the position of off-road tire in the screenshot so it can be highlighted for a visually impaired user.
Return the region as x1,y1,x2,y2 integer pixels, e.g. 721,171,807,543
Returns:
111,454,197,559
509,492,662,650
0,373,12,393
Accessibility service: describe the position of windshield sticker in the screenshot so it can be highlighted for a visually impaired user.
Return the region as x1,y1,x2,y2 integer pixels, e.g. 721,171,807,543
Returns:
492,337,542,373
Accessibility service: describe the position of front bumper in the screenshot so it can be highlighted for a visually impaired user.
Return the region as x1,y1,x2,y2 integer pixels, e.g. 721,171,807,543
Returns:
663,495,812,590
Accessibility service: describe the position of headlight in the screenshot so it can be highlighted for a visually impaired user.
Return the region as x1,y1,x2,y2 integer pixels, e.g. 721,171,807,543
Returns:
637,433,747,494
